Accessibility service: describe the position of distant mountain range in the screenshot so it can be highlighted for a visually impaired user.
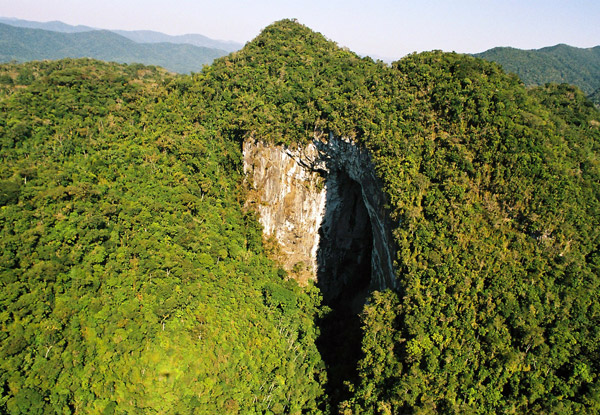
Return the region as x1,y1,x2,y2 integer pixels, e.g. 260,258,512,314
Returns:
474,44,600,104
1,16,598,102
0,17,242,73
2,19,600,414
0,17,97,33
111,30,241,53
0,17,242,52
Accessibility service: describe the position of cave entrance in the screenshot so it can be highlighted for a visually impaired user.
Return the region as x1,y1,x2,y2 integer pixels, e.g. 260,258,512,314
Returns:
315,169,373,410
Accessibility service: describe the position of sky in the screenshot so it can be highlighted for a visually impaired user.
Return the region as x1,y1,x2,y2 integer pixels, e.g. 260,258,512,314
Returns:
1,0,599,60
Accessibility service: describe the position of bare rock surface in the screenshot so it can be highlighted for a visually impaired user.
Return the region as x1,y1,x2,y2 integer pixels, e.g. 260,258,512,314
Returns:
243,134,397,302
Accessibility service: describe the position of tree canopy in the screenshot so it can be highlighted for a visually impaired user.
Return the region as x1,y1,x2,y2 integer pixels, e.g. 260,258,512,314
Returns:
1,19,599,414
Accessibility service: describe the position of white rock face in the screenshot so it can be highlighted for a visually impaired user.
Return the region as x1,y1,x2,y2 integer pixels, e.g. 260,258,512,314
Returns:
243,139,327,282
243,135,397,295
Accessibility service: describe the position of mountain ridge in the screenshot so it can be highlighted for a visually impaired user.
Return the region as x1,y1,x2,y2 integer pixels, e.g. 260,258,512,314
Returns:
0,16,96,33
112,29,241,52
0,16,242,52
0,22,229,73
0,18,599,414
474,43,600,102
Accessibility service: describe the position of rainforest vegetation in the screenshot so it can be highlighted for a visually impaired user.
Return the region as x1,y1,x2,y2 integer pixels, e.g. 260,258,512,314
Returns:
0,22,229,74
474,44,600,105
1,19,599,414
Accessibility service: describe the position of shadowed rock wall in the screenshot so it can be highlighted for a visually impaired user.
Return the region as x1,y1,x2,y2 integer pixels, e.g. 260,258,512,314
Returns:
243,135,397,297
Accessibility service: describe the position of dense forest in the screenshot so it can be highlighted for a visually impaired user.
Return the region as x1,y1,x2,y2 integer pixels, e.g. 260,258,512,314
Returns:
1,19,599,414
474,44,600,105
0,17,242,52
0,23,229,74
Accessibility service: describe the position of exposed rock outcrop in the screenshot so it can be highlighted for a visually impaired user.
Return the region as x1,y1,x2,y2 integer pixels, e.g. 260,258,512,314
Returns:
243,139,327,283
243,134,397,302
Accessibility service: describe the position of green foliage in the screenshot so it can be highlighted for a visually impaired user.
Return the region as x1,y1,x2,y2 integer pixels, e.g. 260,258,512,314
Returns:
342,51,600,414
0,23,228,74
0,180,20,205
474,44,600,100
1,19,599,414
589,87,600,106
0,58,325,413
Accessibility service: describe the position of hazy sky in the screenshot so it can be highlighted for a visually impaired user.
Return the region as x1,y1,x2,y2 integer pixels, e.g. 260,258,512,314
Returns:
1,0,599,59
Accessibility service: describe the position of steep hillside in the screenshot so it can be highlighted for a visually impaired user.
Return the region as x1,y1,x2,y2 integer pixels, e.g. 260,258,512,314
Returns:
1,19,599,414
345,52,600,414
589,87,600,106
0,23,228,73
0,58,325,414
207,21,600,412
474,44,600,96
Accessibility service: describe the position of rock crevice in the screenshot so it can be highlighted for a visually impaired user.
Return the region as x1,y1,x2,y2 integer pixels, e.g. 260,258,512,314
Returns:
243,134,397,300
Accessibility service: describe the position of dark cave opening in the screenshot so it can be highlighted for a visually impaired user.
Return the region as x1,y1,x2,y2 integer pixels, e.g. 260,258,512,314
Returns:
315,170,374,411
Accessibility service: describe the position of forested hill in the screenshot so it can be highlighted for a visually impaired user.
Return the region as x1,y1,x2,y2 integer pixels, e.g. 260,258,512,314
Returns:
0,17,96,33
474,44,600,103
1,19,600,414
0,17,242,52
0,58,327,414
0,23,228,73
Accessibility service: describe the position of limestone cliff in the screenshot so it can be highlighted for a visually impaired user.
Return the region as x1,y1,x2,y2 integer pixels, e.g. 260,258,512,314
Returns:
243,135,397,304
243,139,327,283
